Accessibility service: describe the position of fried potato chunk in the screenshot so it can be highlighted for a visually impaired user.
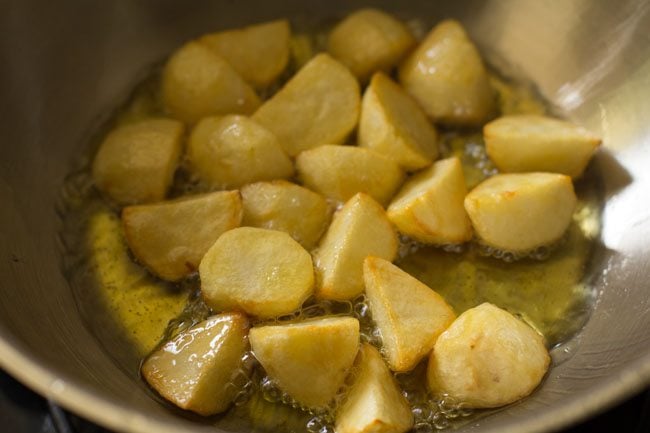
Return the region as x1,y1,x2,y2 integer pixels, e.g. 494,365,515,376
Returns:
249,317,360,409
141,313,249,416
200,227,313,318
427,303,550,408
464,173,577,252
92,118,183,206
363,257,456,372
484,114,601,178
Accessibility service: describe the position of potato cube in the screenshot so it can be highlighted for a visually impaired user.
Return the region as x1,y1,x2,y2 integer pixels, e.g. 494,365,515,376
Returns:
464,173,577,252
122,190,242,281
427,303,550,408
200,227,313,318
92,118,183,206
314,193,398,300
484,114,602,178
141,313,249,416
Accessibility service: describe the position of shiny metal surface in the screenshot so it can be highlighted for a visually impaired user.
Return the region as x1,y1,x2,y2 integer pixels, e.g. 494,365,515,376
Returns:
1,1,649,432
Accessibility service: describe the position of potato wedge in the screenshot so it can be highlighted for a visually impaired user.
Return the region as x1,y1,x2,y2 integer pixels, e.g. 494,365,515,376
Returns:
241,181,332,250
252,53,360,156
92,118,183,206
328,9,415,82
187,115,293,189
296,145,404,205
427,303,550,408
363,257,456,372
484,114,602,178
358,73,438,171
249,317,360,409
200,227,313,318
335,344,413,433
398,20,495,125
314,193,398,300
200,20,290,88
162,41,260,124
122,190,242,281
141,313,249,416
387,157,472,244
464,173,577,252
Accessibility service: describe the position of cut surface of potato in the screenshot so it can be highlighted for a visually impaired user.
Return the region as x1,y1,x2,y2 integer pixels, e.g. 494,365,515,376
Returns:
249,316,360,409
141,313,249,416
162,41,260,124
252,53,360,156
359,73,438,171
314,193,398,300
187,115,293,189
484,114,602,178
387,157,472,244
335,344,413,433
92,118,183,206
200,227,313,318
363,257,456,372
241,181,332,250
464,173,577,252
398,20,495,125
296,145,404,205
122,190,242,281
200,20,290,88
328,9,415,82
427,303,550,408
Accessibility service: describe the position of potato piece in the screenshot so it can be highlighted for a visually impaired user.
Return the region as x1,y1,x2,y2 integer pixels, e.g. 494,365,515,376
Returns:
200,227,313,318
241,181,332,250
249,317,360,409
427,303,550,408
296,145,404,205
464,173,577,252
335,344,413,433
252,53,360,156
162,41,260,124
199,20,290,88
398,20,495,125
484,114,602,178
92,118,183,206
358,73,438,171
141,313,249,416
122,191,242,281
328,9,415,82
363,257,456,372
314,193,398,300
187,115,293,189
387,157,472,244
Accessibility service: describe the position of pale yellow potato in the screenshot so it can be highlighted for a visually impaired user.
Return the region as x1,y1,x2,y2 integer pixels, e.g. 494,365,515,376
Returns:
387,157,472,244
314,193,398,300
249,317,360,409
252,53,360,156
200,20,290,88
92,118,183,206
464,173,577,252
358,73,438,171
484,114,602,178
187,115,293,189
141,313,249,416
241,181,332,250
122,190,242,281
427,303,550,408
296,145,404,205
328,9,415,82
162,41,260,124
363,257,456,372
200,227,313,318
398,20,495,125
